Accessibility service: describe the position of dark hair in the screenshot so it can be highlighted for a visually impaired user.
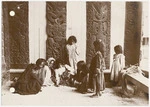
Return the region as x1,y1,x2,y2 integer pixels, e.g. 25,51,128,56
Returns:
67,36,77,45
114,45,122,54
36,58,46,67
93,39,105,57
77,61,89,73
77,61,85,69
53,58,63,69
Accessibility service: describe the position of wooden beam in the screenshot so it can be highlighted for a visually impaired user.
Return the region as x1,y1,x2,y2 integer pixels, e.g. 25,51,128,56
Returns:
142,69,149,78
126,73,149,94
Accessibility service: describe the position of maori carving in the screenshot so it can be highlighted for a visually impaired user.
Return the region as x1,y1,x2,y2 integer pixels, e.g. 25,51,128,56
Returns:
7,2,29,69
124,2,142,65
2,2,10,70
2,2,10,85
86,2,111,68
46,2,66,62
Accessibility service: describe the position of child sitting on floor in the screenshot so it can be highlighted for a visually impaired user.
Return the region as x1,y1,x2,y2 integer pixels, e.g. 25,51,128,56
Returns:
47,57,56,84
74,61,89,94
53,59,75,87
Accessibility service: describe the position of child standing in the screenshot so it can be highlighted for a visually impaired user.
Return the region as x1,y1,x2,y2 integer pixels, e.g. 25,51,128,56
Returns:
90,39,106,98
110,45,125,86
66,36,79,74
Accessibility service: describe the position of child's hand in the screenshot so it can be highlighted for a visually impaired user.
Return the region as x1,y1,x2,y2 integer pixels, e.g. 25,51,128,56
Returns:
96,68,101,73
93,74,97,77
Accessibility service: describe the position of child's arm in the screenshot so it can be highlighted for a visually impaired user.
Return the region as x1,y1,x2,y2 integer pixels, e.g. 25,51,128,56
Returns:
75,44,80,55
113,54,116,61
102,58,106,70
43,66,52,85
120,54,125,70
31,72,43,85
95,52,105,73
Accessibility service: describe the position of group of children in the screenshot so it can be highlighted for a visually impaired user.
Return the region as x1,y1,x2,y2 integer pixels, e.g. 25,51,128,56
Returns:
12,36,126,98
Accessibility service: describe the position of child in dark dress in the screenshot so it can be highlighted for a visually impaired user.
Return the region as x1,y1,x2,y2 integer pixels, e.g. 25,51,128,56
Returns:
74,61,89,94
14,58,53,95
90,39,106,98
14,63,43,95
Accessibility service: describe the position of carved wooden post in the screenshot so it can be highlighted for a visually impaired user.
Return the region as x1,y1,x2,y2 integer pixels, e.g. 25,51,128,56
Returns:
124,2,142,65
2,2,10,85
86,2,111,68
2,2,10,70
46,2,66,62
7,2,29,69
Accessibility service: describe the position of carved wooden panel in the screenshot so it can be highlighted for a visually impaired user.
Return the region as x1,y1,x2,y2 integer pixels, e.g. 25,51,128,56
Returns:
46,2,66,62
124,2,142,65
7,2,29,69
2,2,10,70
86,2,111,68
2,2,10,85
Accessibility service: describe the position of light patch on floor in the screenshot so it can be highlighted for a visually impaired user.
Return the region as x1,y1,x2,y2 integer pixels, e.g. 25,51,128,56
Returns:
1,85,149,106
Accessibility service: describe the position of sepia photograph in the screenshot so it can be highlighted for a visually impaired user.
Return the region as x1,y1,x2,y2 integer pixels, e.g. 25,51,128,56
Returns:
1,0,149,106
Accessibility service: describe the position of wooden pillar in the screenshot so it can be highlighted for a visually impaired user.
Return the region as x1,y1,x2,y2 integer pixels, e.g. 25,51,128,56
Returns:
124,2,142,65
7,2,29,69
2,2,10,85
86,2,111,68
46,2,67,62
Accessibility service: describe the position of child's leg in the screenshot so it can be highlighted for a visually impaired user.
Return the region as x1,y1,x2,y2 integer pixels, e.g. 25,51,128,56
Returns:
85,74,89,91
96,74,101,96
122,73,128,94
79,76,88,93
93,77,96,93
90,74,101,97
55,71,60,86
